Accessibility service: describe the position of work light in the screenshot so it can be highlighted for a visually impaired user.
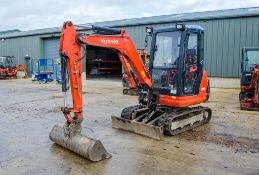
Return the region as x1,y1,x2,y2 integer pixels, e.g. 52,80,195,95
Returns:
176,23,185,30
146,27,153,36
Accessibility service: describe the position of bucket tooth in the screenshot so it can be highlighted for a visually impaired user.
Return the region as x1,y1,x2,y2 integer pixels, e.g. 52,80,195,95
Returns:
49,124,111,162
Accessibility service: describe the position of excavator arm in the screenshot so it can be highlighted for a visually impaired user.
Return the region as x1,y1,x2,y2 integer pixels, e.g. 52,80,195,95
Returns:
49,21,153,161
8,65,27,77
59,21,151,123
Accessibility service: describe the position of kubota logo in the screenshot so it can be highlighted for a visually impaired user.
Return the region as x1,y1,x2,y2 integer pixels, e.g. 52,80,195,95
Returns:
100,38,119,45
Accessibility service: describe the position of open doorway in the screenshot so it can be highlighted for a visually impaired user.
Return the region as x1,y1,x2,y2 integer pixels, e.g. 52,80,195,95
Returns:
85,46,122,78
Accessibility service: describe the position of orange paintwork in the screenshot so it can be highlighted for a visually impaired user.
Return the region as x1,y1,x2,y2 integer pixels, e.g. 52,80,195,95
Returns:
159,94,207,107
159,71,208,107
59,22,83,122
122,48,149,90
119,54,135,89
199,70,209,95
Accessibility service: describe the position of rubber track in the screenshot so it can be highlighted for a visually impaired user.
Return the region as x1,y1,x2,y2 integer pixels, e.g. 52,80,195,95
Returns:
121,105,145,119
159,107,212,136
121,105,212,136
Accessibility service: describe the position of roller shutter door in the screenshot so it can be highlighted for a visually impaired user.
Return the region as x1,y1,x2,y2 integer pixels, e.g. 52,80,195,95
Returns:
43,38,60,80
43,38,60,60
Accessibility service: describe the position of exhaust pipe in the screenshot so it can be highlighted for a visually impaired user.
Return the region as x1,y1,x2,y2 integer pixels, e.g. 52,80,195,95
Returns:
49,124,111,162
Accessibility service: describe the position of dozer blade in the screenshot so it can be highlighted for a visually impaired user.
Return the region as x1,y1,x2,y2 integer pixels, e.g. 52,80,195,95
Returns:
111,116,163,140
49,124,111,162
240,101,259,111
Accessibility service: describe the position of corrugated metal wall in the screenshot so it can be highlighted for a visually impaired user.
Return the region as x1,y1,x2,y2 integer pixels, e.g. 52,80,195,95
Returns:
1,16,259,77
122,16,259,77
0,36,42,65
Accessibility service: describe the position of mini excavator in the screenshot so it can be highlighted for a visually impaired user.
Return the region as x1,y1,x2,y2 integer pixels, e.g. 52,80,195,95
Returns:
49,21,211,162
240,47,259,110
0,56,27,79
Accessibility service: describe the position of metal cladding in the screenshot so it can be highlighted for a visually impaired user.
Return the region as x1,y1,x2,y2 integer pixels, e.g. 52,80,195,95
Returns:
49,124,111,162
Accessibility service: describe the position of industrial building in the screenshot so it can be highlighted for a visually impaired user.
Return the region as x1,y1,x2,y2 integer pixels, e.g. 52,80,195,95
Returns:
1,7,259,77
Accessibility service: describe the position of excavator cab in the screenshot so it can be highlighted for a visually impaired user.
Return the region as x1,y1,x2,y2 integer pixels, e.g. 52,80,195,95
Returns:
150,24,204,97
115,24,210,138
241,47,259,87
0,56,15,70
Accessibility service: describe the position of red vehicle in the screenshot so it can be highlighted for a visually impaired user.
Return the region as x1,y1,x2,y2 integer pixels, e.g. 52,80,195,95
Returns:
240,47,259,110
49,22,211,161
0,56,27,79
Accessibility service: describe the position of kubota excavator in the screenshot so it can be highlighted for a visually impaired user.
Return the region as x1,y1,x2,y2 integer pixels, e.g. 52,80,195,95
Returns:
49,21,211,162
240,47,259,110
0,56,27,79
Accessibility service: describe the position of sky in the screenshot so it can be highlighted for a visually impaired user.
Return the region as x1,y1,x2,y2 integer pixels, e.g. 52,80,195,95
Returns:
1,0,259,31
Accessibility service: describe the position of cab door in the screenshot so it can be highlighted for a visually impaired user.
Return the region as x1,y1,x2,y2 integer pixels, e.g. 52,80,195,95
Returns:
182,32,200,95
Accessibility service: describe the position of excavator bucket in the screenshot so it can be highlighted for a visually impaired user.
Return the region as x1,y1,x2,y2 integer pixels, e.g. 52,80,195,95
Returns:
49,124,111,162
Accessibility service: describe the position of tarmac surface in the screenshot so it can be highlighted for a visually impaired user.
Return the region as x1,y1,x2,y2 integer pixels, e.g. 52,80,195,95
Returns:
0,78,258,175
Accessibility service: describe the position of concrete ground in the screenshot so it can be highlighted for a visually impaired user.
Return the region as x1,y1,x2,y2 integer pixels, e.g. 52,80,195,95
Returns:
0,78,258,175
209,77,240,89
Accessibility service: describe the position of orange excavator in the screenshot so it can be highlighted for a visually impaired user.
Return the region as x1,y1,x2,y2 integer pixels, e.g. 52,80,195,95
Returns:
240,47,259,110
49,21,211,161
0,56,27,79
